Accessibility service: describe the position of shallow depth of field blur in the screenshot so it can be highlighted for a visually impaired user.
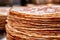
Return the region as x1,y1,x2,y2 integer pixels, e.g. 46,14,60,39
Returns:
0,0,60,6
0,0,60,40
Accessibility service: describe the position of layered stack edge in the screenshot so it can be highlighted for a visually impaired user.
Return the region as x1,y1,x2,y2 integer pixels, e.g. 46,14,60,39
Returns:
0,7,10,30
6,6,60,40
0,16,7,30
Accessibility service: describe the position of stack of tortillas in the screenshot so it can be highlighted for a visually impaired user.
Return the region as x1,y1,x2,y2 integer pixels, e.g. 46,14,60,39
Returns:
6,5,60,40
0,7,10,30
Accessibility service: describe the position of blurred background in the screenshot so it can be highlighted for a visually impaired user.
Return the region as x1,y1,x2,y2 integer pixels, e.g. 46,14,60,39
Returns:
0,0,60,6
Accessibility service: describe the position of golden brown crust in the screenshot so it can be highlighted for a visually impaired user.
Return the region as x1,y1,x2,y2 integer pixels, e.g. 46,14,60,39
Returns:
6,6,60,40
10,11,60,18
7,33,60,40
0,16,7,30
0,7,10,30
